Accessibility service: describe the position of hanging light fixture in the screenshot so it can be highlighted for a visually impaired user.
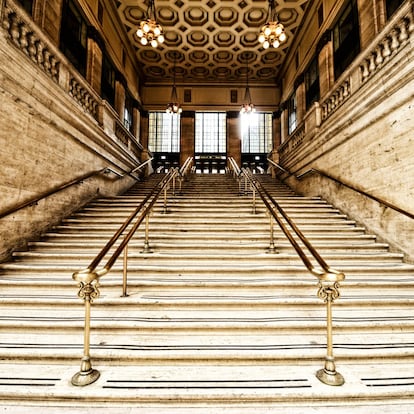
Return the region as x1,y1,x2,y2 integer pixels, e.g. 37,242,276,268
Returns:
166,52,182,114
136,0,164,48
258,0,287,49
240,58,256,114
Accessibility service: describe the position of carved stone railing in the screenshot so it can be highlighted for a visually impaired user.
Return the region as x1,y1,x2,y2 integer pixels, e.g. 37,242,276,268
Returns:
321,79,350,121
1,0,142,159
360,4,414,83
115,119,143,159
321,1,414,123
69,76,99,120
2,1,60,82
279,122,305,154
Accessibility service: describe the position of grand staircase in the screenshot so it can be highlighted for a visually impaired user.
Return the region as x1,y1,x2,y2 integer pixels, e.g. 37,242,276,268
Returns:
1,172,414,412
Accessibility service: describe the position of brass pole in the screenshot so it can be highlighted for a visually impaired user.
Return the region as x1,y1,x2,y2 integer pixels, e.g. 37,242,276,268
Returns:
141,213,152,253
122,244,129,297
252,186,256,214
71,278,100,386
267,213,276,253
163,187,168,214
316,282,345,386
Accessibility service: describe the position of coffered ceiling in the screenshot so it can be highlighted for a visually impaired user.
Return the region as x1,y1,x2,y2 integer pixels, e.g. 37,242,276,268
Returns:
115,0,309,86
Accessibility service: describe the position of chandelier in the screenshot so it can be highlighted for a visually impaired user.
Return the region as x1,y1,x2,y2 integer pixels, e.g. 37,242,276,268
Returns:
240,59,256,114
258,0,287,49
136,0,164,48
166,53,182,114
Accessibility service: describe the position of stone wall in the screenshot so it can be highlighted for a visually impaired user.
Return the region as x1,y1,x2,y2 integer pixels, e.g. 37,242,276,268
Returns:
278,3,414,261
0,4,142,261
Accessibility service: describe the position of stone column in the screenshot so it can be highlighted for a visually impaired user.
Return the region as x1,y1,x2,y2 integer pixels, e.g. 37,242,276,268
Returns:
280,106,288,144
86,28,104,95
133,107,141,143
317,31,334,99
115,76,126,123
295,75,306,126
180,111,195,166
33,0,64,45
272,111,282,151
227,111,241,166
140,111,149,150
357,0,385,49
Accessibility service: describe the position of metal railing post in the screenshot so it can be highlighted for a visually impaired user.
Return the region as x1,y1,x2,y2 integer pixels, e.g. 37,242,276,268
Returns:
141,213,153,253
316,281,345,386
122,245,129,297
252,185,256,214
71,272,100,386
267,213,276,253
163,186,168,214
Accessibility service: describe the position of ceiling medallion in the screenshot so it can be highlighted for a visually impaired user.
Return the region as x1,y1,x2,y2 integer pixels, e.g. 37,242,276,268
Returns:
258,0,287,49
136,0,164,48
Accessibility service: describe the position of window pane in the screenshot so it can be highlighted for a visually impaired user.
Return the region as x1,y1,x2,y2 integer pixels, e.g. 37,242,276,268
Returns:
60,0,88,76
288,93,297,134
241,113,272,153
148,112,180,153
333,0,360,79
195,113,226,153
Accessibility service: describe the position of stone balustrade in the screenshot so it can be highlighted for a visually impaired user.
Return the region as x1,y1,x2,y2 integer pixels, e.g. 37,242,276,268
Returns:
2,2,60,82
360,6,414,83
321,1,413,123
1,0,141,158
321,79,350,121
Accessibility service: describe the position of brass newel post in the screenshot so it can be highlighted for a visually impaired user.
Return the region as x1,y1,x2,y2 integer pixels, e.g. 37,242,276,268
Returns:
316,280,345,386
163,186,168,214
122,245,129,297
267,213,276,253
72,271,100,386
141,213,153,253
172,175,176,196
252,185,256,214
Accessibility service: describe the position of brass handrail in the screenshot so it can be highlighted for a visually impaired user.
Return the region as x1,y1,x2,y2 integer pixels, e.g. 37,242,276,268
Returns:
71,157,193,387
0,159,153,220
228,157,345,387
267,159,414,220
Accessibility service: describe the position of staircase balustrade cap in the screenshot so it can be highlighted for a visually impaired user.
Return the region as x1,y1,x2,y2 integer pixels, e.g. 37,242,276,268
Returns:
320,270,345,282
72,269,100,283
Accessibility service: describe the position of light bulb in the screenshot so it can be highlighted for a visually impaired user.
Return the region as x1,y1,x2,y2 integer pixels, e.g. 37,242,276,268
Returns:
275,25,283,36
143,23,150,33
140,37,148,45
137,29,143,37
151,39,158,48
264,27,271,36
279,32,287,42
158,34,165,43
273,40,280,48
258,34,265,43
263,41,269,49
154,26,161,36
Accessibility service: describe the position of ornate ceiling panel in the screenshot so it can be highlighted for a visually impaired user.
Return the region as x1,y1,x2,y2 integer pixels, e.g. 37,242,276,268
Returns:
115,0,309,85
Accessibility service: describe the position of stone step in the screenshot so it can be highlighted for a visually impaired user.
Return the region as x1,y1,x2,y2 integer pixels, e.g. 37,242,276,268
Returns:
23,242,390,255
1,362,414,409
